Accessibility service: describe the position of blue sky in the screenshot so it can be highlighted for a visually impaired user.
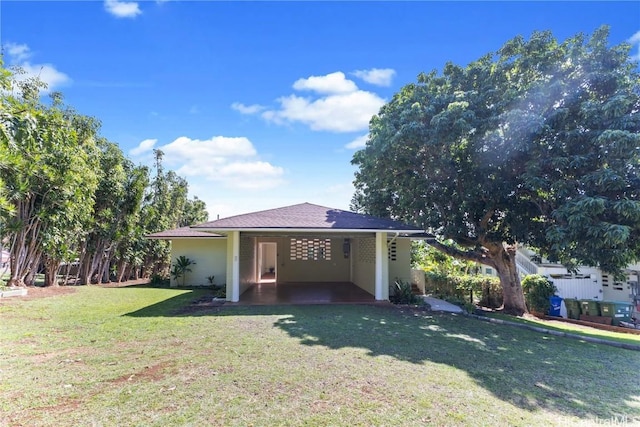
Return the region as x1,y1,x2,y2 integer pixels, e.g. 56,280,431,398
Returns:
2,1,639,219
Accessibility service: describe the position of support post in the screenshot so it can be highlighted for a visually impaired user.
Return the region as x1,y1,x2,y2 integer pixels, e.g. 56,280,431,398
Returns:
226,231,240,302
375,232,389,300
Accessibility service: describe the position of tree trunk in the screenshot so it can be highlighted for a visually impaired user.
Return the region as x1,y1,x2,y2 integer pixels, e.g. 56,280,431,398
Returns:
116,260,128,283
427,238,528,316
488,243,528,316
43,256,61,287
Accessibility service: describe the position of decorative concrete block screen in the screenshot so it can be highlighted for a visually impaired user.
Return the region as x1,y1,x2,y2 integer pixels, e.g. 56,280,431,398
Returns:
240,237,253,262
289,238,332,261
358,238,375,264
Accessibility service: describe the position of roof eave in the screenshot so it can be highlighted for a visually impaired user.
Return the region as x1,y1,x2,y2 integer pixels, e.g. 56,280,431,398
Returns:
145,235,225,240
192,227,424,234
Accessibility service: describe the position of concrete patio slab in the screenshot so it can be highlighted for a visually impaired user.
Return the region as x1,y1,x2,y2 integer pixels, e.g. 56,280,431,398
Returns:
422,296,464,313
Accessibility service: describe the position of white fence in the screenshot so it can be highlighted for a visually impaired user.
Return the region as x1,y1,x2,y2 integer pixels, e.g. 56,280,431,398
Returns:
548,276,603,301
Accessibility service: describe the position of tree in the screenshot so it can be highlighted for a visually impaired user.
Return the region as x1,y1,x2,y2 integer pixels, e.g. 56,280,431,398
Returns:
352,27,640,315
0,62,208,287
76,139,148,285
179,196,209,227
0,71,99,287
139,151,202,278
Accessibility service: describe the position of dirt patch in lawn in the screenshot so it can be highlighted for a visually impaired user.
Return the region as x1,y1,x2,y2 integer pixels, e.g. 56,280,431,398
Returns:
0,285,77,301
110,362,174,384
173,294,225,315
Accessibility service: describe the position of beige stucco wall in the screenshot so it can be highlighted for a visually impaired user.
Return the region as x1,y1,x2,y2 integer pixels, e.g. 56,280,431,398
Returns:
352,237,376,295
388,238,411,284
274,236,351,283
170,238,227,287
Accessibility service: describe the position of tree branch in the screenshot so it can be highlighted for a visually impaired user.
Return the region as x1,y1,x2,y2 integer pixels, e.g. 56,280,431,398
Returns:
427,238,497,268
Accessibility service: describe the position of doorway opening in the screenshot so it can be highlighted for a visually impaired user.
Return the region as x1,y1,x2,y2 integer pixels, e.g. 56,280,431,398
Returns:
258,242,277,283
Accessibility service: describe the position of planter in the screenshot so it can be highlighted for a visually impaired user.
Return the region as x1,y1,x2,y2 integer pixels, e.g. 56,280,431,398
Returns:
0,288,28,298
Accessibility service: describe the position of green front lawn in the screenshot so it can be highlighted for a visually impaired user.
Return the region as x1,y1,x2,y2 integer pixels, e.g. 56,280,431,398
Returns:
1,286,639,426
484,312,640,347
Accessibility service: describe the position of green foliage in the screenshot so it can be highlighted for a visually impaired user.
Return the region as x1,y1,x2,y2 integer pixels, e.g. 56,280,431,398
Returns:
522,274,558,314
425,272,502,309
170,256,196,287
179,196,209,227
352,26,640,314
212,285,226,299
0,63,209,287
0,74,100,286
412,240,482,275
149,273,170,287
389,279,420,305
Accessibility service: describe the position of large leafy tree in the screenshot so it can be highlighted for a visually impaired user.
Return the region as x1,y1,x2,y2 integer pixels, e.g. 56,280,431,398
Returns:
0,63,206,287
352,27,640,315
139,149,205,277
76,138,148,285
1,71,99,287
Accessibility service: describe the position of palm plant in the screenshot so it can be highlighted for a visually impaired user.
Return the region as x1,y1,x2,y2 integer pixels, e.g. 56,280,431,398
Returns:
171,255,196,287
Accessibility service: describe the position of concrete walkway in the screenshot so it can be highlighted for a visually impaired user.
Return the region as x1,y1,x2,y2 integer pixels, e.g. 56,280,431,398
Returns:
421,295,464,313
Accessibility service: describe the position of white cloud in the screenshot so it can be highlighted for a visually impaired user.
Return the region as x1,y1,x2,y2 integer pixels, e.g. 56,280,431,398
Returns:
4,42,30,62
234,71,386,133
129,138,157,156
19,63,70,90
104,0,142,18
138,135,285,190
629,30,640,61
292,71,358,94
262,90,383,132
345,134,369,149
352,68,396,87
3,42,71,92
162,136,257,160
231,102,265,115
217,161,285,190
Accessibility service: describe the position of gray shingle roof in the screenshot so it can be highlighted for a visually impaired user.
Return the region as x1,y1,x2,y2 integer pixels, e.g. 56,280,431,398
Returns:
192,203,423,231
146,226,223,239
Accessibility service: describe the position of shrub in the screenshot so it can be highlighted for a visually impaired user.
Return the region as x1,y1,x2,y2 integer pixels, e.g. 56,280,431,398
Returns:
522,274,557,314
149,273,169,287
389,279,420,305
213,285,226,299
424,271,501,308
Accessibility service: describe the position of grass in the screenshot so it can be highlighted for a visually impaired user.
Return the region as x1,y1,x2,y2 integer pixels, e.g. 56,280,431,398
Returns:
484,312,640,346
1,286,639,426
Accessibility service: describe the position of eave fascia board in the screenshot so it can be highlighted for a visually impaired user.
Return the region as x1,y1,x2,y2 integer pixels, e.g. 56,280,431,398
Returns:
192,227,425,234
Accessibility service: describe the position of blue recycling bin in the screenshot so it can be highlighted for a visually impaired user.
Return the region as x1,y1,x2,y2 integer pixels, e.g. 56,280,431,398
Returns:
549,295,563,317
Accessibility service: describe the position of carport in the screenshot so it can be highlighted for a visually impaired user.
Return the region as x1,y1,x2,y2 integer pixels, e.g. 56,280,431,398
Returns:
234,281,377,305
